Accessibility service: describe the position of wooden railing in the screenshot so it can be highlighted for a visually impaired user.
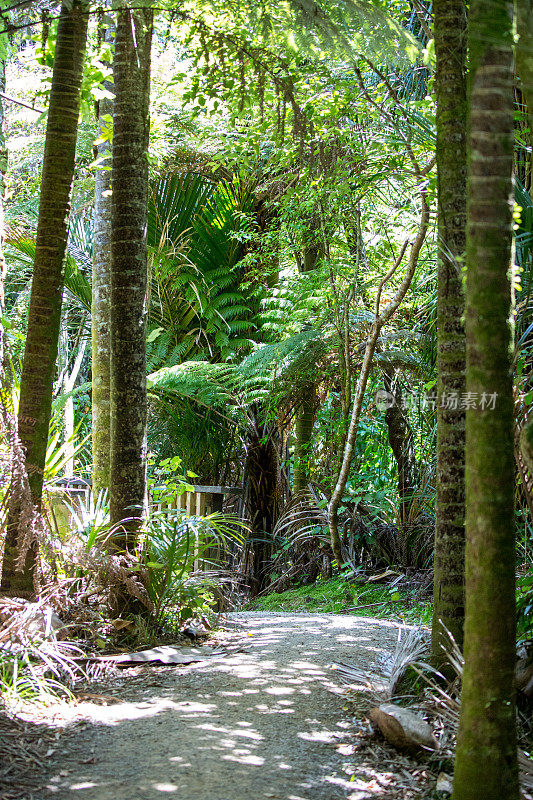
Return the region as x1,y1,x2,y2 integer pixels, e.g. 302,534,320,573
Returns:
47,481,243,572
151,485,243,518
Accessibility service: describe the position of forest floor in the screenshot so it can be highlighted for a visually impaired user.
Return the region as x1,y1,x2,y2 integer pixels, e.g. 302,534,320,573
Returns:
4,612,444,800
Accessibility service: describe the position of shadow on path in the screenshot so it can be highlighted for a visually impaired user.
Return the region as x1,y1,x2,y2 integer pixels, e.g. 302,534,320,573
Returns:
46,612,401,800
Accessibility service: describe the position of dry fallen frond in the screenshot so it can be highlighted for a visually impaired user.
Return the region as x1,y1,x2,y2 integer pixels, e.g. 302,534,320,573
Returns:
339,624,533,797
333,623,430,705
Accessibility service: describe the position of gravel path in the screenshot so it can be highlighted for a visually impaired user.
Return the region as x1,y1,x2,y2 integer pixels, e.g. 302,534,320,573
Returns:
45,612,404,800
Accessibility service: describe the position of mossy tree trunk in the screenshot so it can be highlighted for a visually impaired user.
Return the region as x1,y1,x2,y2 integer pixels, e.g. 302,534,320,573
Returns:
0,55,7,376
92,14,114,499
452,2,518,797
293,388,316,493
516,0,533,136
431,0,467,669
292,214,322,494
109,2,153,538
1,1,88,596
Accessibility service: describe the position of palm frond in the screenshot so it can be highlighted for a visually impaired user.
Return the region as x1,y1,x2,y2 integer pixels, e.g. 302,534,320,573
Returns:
6,222,92,311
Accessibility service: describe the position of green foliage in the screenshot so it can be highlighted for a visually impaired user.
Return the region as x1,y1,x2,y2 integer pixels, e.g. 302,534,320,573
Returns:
144,507,245,626
516,571,533,643
147,172,257,364
147,398,234,482
5,223,92,312
249,575,432,624
132,456,245,626
64,489,112,553
44,421,90,484
0,648,72,703
7,0,531,648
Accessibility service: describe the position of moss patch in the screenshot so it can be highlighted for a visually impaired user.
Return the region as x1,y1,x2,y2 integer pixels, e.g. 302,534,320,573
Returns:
247,576,433,625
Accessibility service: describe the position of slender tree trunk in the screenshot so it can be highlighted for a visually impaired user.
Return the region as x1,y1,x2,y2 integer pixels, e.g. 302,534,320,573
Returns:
246,421,282,595
92,14,114,499
452,3,518,798
1,1,88,595
110,3,153,537
431,0,467,668
345,205,371,310
292,216,322,494
293,387,315,493
63,324,88,476
329,152,430,566
0,56,7,376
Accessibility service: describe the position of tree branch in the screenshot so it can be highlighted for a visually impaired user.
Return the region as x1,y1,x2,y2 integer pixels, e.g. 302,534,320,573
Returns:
327,175,430,565
0,91,43,114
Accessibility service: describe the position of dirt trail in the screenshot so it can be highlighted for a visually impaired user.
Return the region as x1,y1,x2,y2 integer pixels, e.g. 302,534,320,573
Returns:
44,612,406,800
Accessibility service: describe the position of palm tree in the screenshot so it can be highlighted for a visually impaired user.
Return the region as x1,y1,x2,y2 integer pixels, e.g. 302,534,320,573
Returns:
1,0,88,596
453,2,518,797
92,12,114,498
431,0,467,668
109,1,153,536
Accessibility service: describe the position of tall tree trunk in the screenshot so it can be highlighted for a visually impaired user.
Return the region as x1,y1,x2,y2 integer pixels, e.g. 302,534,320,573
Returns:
452,2,518,798
92,14,114,499
1,1,88,596
431,0,467,669
110,3,153,537
0,55,7,377
516,0,533,137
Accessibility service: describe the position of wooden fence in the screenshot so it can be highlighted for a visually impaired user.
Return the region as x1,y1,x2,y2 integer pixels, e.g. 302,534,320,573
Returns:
48,479,243,571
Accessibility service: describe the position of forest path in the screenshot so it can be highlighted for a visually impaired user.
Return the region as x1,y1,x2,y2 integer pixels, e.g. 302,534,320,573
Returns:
45,612,408,800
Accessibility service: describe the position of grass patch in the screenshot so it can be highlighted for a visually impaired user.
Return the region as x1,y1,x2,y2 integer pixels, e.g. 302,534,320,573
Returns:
247,576,432,625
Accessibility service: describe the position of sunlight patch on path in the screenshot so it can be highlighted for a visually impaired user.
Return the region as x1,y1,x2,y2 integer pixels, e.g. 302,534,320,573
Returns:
45,612,400,800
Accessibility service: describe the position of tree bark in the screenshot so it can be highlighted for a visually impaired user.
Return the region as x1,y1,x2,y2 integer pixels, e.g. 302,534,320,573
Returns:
92,14,114,499
0,54,7,376
431,0,467,669
1,1,88,595
452,3,518,798
293,387,315,493
382,370,420,524
110,3,153,538
516,0,533,136
292,215,322,494
245,420,282,595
